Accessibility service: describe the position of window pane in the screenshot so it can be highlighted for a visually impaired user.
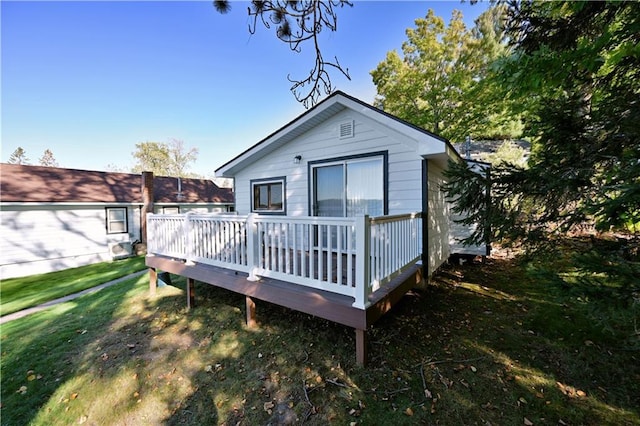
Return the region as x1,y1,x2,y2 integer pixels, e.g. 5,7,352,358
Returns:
258,186,269,209
110,222,126,233
270,183,283,210
108,209,125,221
314,164,344,216
347,158,383,217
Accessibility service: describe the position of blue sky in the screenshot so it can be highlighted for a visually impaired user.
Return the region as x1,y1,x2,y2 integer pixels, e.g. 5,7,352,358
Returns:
2,1,489,177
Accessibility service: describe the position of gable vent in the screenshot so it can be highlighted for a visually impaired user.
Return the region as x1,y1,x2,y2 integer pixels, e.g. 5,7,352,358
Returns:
339,120,354,139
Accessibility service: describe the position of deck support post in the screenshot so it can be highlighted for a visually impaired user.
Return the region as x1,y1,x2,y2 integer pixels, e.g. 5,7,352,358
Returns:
245,296,257,328
187,278,196,309
355,328,368,366
149,267,157,295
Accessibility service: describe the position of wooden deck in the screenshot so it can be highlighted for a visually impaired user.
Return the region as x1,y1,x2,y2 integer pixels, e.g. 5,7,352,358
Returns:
146,254,423,365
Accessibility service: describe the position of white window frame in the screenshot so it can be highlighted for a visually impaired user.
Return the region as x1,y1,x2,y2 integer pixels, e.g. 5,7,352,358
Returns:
106,207,128,234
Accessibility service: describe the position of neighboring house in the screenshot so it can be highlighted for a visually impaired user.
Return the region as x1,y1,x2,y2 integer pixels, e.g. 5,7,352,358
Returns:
454,139,531,165
145,91,489,364
0,164,233,279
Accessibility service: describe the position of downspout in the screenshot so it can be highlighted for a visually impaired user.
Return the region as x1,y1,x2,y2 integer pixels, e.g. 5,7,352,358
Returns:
141,171,154,244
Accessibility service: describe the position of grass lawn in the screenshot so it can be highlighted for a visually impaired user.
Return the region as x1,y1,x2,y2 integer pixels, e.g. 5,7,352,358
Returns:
1,239,638,425
0,256,147,316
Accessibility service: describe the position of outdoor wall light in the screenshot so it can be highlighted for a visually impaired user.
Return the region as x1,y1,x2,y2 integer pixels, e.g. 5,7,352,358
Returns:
293,155,302,164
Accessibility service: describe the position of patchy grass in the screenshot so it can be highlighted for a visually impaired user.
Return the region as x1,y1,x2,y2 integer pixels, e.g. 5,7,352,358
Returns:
1,239,639,425
0,256,146,316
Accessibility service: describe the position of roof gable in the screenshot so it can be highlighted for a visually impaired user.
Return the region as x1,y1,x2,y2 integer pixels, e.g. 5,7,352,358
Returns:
0,164,233,204
216,91,459,177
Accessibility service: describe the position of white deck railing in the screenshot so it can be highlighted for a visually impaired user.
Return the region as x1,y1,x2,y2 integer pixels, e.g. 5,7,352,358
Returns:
147,212,422,309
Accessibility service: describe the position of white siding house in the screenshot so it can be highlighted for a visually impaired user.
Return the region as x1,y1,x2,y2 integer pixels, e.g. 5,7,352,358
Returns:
216,91,487,276
0,164,234,279
144,91,489,365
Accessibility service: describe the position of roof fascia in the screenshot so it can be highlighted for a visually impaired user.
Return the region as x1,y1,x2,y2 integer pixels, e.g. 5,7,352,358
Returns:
215,93,347,177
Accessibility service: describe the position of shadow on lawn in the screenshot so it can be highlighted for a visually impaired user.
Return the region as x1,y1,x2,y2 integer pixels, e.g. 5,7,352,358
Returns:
381,257,640,425
1,275,223,425
2,256,638,425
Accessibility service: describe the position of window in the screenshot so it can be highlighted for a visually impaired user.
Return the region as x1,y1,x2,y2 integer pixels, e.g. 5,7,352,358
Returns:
311,153,387,217
106,207,128,234
251,177,285,213
162,206,180,214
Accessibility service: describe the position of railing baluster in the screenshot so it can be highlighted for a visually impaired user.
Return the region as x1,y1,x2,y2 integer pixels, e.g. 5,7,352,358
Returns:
336,225,344,286
292,223,298,276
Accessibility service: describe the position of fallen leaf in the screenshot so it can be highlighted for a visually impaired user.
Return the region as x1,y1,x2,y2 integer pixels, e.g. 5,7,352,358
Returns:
524,417,533,426
17,386,27,395
27,374,36,381
405,407,414,416
204,365,213,373
70,393,78,400
576,390,586,397
424,388,432,399
470,365,477,373
78,415,88,424
263,401,274,412
518,397,527,404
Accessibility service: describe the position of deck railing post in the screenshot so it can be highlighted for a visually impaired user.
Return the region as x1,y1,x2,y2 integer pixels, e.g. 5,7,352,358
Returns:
353,214,371,309
246,213,259,281
146,213,155,256
185,212,195,265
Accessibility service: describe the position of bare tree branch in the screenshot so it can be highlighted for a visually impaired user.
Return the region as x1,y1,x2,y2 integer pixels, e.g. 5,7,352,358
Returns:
214,0,352,108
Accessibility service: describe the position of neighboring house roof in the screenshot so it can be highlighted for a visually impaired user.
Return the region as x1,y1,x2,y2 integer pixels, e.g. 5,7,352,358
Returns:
0,163,233,204
216,90,462,177
453,140,531,164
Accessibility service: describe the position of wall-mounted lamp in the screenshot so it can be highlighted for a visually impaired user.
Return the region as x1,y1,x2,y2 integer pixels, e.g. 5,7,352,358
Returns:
293,155,302,164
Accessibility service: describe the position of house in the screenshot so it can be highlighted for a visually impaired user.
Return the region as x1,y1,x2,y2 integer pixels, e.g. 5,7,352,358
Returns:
0,164,234,279
145,91,489,364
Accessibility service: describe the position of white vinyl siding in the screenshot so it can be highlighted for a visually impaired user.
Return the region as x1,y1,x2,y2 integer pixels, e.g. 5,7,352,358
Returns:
0,204,140,279
233,109,424,216
426,162,451,275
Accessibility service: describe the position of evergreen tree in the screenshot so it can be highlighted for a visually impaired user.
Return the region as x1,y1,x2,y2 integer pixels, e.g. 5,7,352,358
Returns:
445,1,640,247
8,147,30,165
38,149,59,167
